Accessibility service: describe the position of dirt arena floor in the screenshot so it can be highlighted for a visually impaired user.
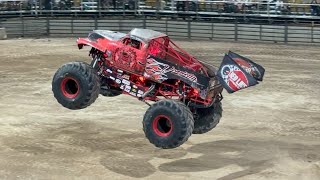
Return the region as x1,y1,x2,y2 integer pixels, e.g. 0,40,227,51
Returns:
0,38,319,180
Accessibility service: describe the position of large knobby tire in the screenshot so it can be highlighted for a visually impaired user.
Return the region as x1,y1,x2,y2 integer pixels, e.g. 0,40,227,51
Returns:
52,61,100,110
192,102,222,134
143,100,194,149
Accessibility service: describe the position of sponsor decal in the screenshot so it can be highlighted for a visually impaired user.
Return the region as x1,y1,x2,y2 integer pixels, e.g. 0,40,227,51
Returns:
217,54,261,93
145,57,198,83
115,79,121,84
122,74,130,80
131,88,137,93
145,58,169,81
124,85,131,93
109,76,115,80
129,91,137,96
169,66,197,83
228,51,265,81
107,69,112,73
138,90,144,95
220,64,249,91
122,79,130,86
233,58,253,74
120,84,125,90
233,58,261,80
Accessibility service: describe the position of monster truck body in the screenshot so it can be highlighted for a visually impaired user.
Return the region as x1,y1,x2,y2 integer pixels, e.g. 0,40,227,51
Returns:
52,28,265,149
76,28,222,106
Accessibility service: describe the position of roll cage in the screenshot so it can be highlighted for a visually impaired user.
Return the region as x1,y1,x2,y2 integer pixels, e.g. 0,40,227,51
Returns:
146,37,208,76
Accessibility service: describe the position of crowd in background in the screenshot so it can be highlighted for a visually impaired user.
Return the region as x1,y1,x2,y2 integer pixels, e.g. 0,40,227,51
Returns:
0,0,319,16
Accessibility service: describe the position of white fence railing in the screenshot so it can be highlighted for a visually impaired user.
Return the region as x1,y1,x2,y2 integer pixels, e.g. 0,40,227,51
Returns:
1,17,320,44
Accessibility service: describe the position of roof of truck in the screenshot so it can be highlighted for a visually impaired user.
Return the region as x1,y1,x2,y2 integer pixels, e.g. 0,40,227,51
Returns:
129,28,167,42
92,30,127,41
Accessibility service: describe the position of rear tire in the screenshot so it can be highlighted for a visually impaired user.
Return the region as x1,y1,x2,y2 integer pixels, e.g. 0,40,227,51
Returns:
52,61,100,110
143,100,194,149
192,102,222,134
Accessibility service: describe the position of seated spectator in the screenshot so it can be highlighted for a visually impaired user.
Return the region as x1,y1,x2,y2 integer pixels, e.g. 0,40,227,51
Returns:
311,0,320,15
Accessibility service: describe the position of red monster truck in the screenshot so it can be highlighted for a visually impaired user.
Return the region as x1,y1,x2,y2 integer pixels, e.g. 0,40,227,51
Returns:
52,28,265,149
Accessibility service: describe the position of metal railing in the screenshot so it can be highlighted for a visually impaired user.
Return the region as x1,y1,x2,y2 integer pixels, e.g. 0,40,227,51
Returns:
1,17,320,44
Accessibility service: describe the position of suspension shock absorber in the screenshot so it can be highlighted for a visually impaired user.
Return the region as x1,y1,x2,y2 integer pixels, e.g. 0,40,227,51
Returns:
90,49,103,71
177,81,187,103
91,55,100,70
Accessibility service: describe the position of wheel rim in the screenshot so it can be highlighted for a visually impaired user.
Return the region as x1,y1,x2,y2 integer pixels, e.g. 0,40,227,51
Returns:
60,77,80,99
152,115,173,137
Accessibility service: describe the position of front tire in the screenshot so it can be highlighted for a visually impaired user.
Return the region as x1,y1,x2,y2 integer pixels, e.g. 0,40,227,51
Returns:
52,61,100,110
192,102,222,134
143,100,194,149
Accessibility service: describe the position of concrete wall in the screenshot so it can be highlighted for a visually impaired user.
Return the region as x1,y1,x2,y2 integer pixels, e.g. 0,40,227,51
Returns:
2,18,320,44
